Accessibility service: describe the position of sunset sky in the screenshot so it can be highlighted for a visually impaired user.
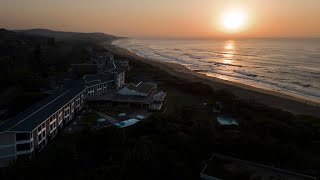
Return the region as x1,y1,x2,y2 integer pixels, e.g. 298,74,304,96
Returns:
1,0,320,38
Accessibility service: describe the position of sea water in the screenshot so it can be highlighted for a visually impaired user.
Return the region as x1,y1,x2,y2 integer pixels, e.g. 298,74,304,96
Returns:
113,38,320,104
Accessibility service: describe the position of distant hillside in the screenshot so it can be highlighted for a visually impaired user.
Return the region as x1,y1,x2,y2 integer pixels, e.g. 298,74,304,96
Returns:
15,29,118,44
0,28,53,56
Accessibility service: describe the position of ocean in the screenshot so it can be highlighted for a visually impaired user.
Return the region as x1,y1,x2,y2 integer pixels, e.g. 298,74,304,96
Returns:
112,38,320,104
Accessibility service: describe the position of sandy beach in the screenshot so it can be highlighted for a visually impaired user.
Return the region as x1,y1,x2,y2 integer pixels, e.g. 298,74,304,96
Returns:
105,45,320,118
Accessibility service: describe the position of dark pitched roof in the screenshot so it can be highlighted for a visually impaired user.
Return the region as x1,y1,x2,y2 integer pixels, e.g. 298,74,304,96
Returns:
105,61,116,71
63,80,85,89
136,83,154,94
83,73,115,83
11,88,85,132
201,154,318,180
86,92,154,104
0,77,112,133
0,88,86,132
126,84,137,91
125,83,154,94
85,80,104,87
0,90,63,132
105,61,126,74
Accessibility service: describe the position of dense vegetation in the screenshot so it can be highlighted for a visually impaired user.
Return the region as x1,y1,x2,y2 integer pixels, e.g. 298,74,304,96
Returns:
1,48,320,179
0,29,110,120
16,28,118,44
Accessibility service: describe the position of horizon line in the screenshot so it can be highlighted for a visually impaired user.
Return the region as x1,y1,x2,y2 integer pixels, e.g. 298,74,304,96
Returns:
4,27,320,40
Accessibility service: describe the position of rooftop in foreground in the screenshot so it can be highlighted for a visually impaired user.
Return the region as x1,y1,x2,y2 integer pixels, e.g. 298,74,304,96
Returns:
201,154,317,180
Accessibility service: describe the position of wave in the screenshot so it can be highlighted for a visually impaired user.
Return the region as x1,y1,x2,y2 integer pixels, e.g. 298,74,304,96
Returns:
233,70,258,77
126,48,146,58
153,52,184,62
211,62,244,68
206,71,320,99
192,69,209,73
112,38,320,103
293,82,311,88
184,53,206,59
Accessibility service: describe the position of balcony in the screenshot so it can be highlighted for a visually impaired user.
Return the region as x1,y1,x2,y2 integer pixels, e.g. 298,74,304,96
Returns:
16,148,34,156
16,138,33,145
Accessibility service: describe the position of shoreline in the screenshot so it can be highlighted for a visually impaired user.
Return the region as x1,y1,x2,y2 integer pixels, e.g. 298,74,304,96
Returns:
104,44,320,118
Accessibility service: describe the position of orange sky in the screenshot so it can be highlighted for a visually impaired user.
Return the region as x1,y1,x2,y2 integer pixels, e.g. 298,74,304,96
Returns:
1,0,320,38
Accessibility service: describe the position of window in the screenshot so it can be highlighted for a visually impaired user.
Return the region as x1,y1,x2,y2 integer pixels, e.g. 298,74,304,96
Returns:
58,111,62,123
50,116,54,123
38,123,46,134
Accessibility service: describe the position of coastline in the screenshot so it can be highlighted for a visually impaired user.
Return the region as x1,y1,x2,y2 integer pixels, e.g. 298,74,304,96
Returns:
104,43,320,118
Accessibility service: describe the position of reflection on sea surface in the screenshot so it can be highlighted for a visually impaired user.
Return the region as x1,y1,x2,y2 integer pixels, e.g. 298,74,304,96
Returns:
223,41,235,65
224,41,234,50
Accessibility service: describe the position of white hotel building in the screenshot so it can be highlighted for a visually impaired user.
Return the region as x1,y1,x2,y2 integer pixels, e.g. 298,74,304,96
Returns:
0,78,114,167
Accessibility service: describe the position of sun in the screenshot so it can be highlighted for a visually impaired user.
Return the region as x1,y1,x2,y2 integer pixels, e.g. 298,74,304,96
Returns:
221,10,247,32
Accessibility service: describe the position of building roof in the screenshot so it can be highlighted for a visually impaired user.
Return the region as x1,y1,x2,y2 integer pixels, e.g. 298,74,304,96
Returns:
85,80,104,87
71,64,98,74
83,73,115,84
136,83,154,94
86,92,154,104
201,154,317,180
126,84,137,91
0,87,85,133
125,82,155,95
105,61,126,74
0,77,112,133
0,90,61,132
63,80,85,88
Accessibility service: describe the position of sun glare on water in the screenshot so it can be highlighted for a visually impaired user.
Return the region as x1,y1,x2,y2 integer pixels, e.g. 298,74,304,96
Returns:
221,9,247,32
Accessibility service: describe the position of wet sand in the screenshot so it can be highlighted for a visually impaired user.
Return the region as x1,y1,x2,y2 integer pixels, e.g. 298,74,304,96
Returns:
105,45,320,118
